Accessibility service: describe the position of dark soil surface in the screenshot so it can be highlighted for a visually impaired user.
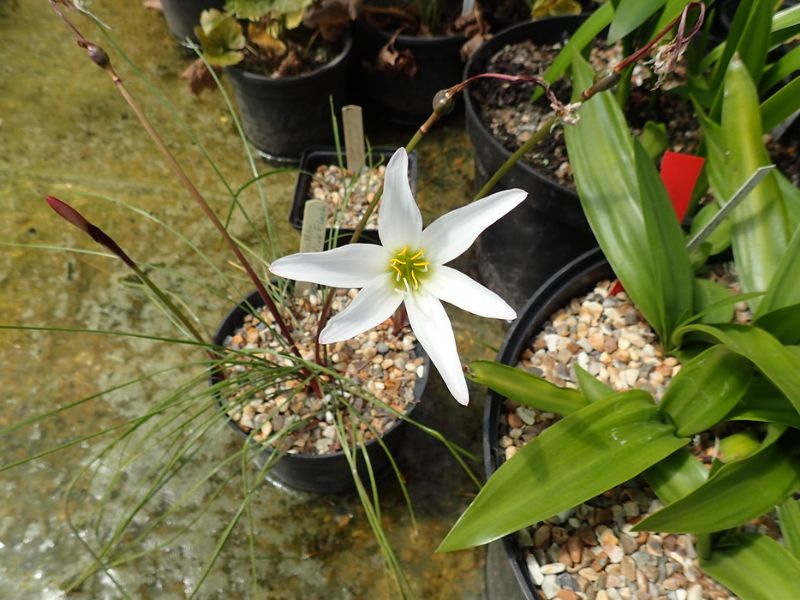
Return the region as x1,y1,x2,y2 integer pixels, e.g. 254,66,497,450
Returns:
241,27,343,77
472,38,799,189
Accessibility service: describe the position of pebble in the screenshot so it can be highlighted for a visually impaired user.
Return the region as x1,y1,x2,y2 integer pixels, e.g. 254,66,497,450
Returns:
541,562,567,575
527,555,545,586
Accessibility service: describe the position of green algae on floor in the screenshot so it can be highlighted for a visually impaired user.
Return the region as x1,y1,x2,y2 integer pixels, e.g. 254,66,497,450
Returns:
0,1,506,598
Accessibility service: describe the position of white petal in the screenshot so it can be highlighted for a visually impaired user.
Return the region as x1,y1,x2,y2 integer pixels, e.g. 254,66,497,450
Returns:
378,148,422,252
405,292,470,406
424,266,517,320
319,274,402,343
269,244,390,288
421,188,527,264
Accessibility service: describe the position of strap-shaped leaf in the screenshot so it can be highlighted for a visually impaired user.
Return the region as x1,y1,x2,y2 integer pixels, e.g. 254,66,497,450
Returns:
468,361,587,415
659,345,752,436
564,53,693,344
761,75,800,131
608,0,667,42
778,497,800,559
644,448,708,505
439,391,686,551
720,58,791,296
692,279,734,324
726,378,800,430
677,323,800,415
701,533,800,600
574,365,613,403
755,304,800,344
635,436,800,534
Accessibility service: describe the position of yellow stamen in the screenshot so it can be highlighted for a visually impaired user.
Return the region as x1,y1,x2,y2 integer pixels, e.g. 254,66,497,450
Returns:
387,246,429,293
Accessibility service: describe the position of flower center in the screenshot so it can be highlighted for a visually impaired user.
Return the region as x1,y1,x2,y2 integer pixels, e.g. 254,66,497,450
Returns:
388,245,430,292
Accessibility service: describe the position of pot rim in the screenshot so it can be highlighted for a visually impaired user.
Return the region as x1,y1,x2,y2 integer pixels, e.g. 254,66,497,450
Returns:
463,15,589,202
228,31,353,84
210,289,431,463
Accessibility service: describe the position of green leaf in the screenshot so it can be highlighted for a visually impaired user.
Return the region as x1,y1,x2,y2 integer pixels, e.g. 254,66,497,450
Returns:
719,58,791,296
761,74,800,132
438,391,686,551
608,0,666,43
759,44,800,93
718,430,763,462
727,378,800,430
653,0,694,31
692,278,734,324
636,121,669,159
644,448,708,505
660,345,752,436
532,2,614,100
564,53,693,344
778,497,800,559
635,436,800,534
573,365,614,403
689,203,732,256
225,0,312,19
755,303,800,344
468,361,587,416
771,3,800,44
195,10,245,67
676,323,800,415
701,533,800,600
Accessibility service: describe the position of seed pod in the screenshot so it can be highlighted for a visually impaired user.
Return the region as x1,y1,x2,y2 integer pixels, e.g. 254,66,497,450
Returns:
432,89,455,115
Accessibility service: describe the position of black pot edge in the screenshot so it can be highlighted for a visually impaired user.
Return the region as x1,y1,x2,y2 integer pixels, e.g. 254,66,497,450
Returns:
482,246,612,598
228,32,354,85
210,289,431,493
288,147,420,246
462,16,587,219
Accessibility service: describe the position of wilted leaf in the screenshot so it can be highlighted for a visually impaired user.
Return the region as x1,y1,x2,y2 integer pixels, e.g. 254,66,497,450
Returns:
181,58,219,96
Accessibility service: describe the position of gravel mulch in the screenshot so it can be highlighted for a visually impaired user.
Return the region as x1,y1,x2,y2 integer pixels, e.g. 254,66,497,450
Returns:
308,164,386,230
221,288,423,456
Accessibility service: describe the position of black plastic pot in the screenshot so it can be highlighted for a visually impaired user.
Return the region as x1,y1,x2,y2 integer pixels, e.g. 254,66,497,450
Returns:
353,18,466,127
464,16,597,311
212,290,430,494
225,34,353,164
483,247,610,599
289,147,419,246
160,0,223,44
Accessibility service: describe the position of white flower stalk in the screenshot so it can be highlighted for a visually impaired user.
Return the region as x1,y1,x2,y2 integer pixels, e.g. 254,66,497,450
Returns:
269,148,526,405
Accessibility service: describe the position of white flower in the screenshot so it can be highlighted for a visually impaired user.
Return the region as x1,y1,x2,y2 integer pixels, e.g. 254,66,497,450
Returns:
269,148,526,405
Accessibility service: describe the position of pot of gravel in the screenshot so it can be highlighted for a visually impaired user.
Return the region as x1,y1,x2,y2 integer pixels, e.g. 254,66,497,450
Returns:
212,288,430,494
289,147,419,246
463,16,596,311
482,247,741,600
160,0,224,44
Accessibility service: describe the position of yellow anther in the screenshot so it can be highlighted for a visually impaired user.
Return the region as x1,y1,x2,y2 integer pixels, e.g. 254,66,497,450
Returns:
387,246,428,292
410,270,419,289
409,249,424,260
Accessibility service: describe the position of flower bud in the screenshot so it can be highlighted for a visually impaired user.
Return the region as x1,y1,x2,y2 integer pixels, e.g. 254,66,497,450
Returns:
432,89,455,115
85,43,110,70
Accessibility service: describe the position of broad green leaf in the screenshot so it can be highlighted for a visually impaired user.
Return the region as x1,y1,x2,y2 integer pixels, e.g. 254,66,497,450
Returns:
573,365,613,403
776,172,800,226
757,220,800,318
439,391,686,551
708,0,756,105
720,58,791,296
608,0,666,43
692,278,734,324
225,0,312,19
761,74,800,131
644,448,708,505
564,53,693,344
196,10,246,67
755,303,800,344
532,2,614,100
660,345,752,436
778,497,800,559
727,378,800,429
771,3,800,44
737,0,773,85
701,533,800,600
635,437,800,533
468,361,587,415
689,203,732,256
676,323,800,414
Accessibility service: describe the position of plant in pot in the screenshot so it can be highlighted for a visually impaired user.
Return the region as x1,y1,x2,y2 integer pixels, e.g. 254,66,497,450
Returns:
439,31,800,600
289,143,420,246
3,2,530,595
353,0,494,125
188,0,355,162
157,0,225,43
